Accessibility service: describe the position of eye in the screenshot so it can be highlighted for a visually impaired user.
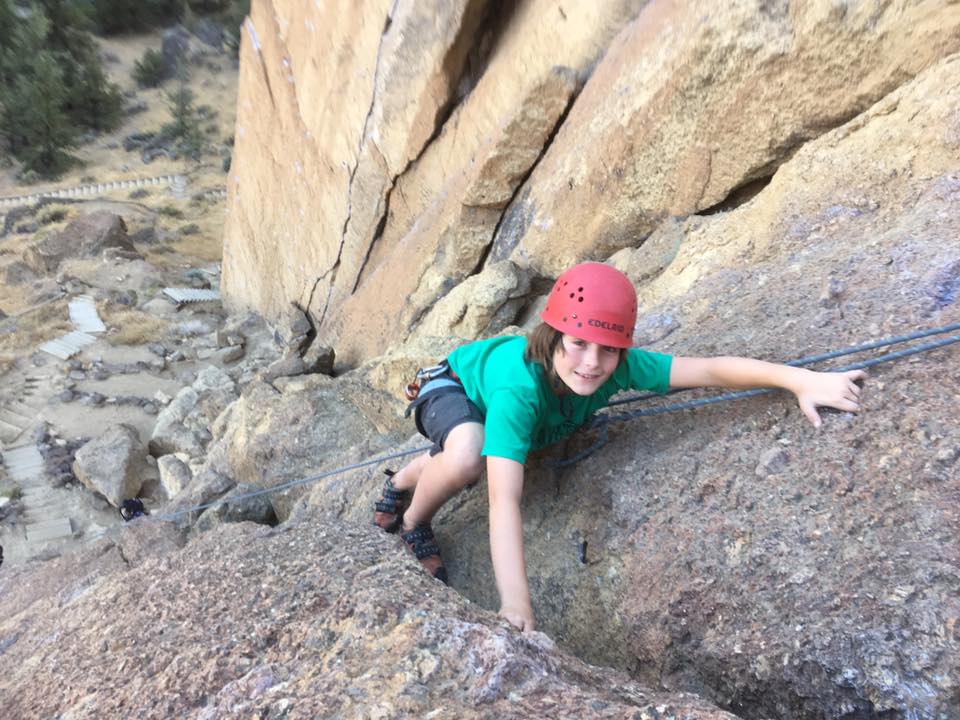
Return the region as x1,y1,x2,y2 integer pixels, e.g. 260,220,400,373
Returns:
602,346,619,355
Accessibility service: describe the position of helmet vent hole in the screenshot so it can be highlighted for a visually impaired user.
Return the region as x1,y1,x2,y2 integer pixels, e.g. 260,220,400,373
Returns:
577,322,582,328
578,296,583,302
569,292,575,298
578,287,583,292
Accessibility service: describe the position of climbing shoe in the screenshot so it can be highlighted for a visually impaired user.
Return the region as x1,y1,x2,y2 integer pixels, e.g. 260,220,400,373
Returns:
401,522,448,584
373,469,409,534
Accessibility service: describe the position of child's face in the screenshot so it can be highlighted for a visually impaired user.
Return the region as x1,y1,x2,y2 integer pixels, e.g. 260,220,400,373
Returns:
553,334,621,395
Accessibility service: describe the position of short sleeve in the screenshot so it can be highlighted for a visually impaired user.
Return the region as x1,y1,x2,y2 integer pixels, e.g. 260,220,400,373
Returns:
623,348,672,395
481,389,539,464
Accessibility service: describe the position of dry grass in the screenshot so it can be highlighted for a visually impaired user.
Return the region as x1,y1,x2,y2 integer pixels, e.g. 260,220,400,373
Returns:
0,301,72,352
36,203,79,226
0,274,32,315
0,484,23,501
168,229,223,262
98,305,170,346
0,354,16,378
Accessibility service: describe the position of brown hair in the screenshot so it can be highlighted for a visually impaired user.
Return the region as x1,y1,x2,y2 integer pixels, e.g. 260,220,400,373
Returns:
525,322,565,390
525,322,628,395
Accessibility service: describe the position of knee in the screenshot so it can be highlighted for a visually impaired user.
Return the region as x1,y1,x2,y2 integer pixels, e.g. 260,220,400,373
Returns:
441,443,484,486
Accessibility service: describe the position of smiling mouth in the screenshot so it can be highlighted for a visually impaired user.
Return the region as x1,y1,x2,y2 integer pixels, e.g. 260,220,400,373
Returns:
575,371,601,380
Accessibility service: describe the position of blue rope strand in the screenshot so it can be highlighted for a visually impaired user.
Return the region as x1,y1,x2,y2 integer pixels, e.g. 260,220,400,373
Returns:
606,321,960,408
550,329,960,468
154,444,432,522
147,323,960,513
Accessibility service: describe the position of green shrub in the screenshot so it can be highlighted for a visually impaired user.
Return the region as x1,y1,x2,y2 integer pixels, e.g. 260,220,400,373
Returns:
89,0,183,34
158,204,184,218
0,484,23,501
37,205,69,224
133,48,167,88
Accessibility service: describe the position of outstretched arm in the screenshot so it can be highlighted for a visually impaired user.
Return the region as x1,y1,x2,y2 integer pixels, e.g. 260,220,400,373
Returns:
669,356,866,428
487,455,534,631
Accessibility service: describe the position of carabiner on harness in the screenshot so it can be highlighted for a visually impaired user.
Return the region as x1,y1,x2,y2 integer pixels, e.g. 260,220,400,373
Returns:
404,361,451,401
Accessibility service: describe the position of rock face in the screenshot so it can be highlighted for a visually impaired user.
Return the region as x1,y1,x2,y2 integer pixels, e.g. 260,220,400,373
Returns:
25,211,138,273
0,518,738,720
219,51,960,719
12,3,960,720
193,372,397,522
72,424,145,508
489,0,960,277
222,0,649,365
150,366,238,458
222,0,960,368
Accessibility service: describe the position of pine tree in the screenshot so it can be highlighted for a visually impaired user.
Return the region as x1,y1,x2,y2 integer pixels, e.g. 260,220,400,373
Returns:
88,0,183,35
10,52,77,176
32,0,125,134
163,78,205,159
67,49,124,132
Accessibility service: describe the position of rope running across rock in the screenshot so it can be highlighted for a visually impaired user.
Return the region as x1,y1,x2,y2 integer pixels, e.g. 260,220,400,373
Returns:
153,321,960,520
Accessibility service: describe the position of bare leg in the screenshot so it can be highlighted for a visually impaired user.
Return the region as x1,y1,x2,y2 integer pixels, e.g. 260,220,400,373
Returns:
389,451,431,492
402,421,484,531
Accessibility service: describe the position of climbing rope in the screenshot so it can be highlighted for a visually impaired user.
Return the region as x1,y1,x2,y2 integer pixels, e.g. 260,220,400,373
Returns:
605,321,960,409
156,444,431,522
149,321,960,520
554,324,960,467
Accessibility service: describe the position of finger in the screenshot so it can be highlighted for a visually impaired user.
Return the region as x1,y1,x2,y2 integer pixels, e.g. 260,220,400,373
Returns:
848,382,862,397
800,399,822,428
846,369,868,383
836,398,860,412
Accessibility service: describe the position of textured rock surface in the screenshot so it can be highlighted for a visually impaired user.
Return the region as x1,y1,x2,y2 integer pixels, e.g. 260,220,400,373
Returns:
0,518,738,720
321,64,578,364
222,0,960,368
222,0,648,364
158,453,192,497
491,0,960,276
295,53,960,719
71,424,145,508
413,260,532,341
193,373,397,522
26,212,138,273
193,482,276,532
150,367,238,458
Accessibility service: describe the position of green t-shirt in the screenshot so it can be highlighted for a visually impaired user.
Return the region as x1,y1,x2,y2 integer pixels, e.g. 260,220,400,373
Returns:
447,336,672,463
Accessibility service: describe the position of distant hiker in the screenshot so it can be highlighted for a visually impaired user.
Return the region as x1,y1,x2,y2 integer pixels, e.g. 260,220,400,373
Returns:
374,262,865,632
119,498,148,521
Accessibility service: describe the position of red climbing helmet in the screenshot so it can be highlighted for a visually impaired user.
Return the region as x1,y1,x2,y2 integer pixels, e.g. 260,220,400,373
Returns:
541,262,637,348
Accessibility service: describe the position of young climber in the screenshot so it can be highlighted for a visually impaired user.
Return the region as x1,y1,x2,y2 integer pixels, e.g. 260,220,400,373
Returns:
373,262,865,631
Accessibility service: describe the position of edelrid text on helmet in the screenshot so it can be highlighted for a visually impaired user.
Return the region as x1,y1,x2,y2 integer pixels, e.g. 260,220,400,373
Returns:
587,319,625,333
540,262,638,348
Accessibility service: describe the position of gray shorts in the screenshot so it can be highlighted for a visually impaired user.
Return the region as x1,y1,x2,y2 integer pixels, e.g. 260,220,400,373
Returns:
413,379,484,456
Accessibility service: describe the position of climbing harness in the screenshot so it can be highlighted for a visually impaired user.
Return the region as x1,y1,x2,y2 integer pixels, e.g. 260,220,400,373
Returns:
404,361,454,401
151,321,960,521
402,361,468,443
